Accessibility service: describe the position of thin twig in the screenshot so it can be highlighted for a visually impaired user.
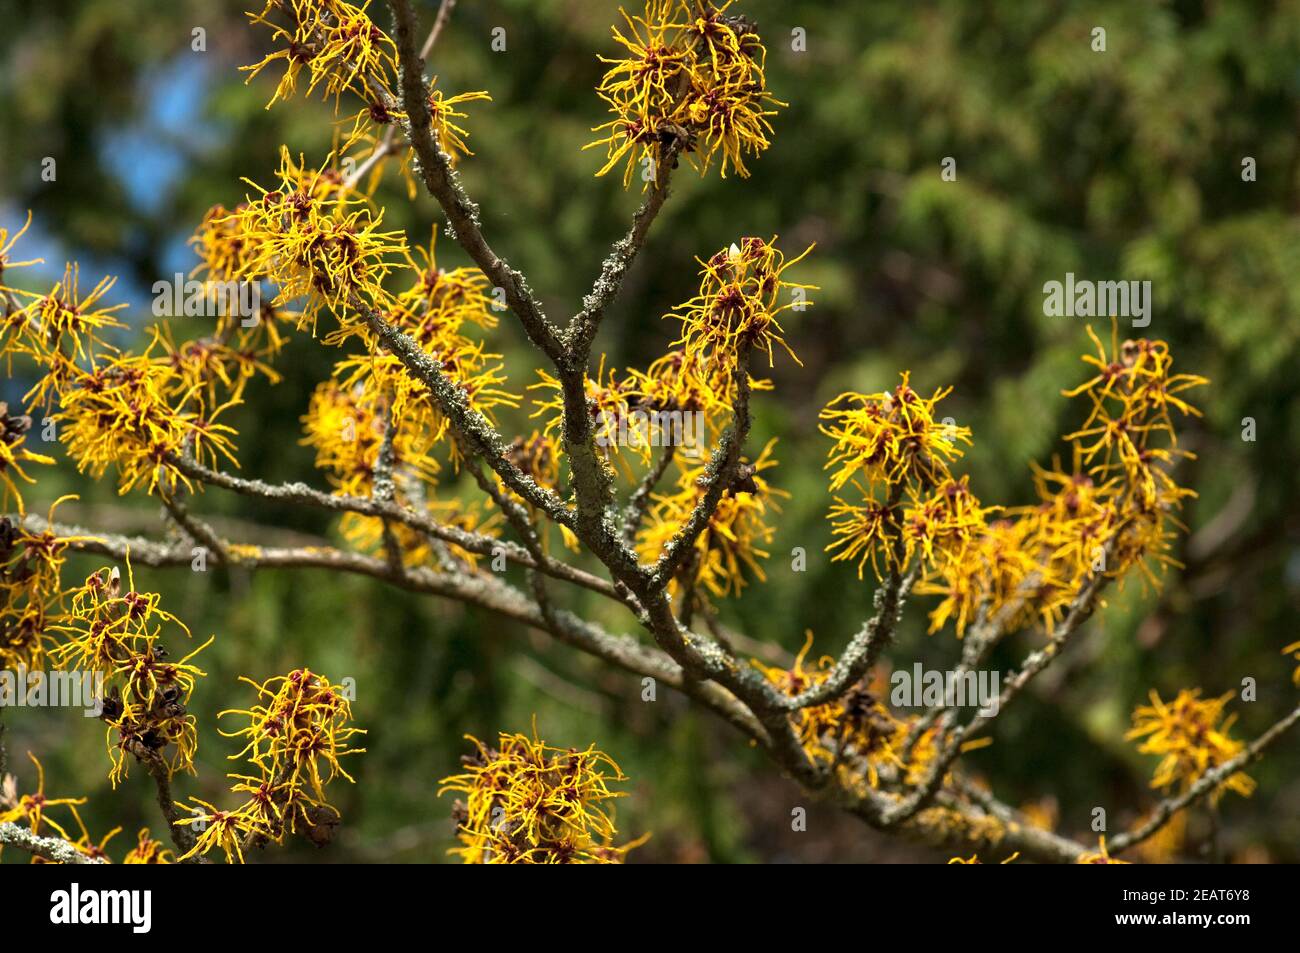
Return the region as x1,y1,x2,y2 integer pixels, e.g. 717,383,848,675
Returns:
1108,703,1300,855
140,750,204,863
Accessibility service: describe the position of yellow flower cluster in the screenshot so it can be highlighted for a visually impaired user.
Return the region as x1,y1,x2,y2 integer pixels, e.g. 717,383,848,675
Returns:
188,201,293,385
613,239,812,601
53,562,212,786
4,255,243,496
4,498,213,789
671,236,814,370
0,513,66,670
624,348,739,422
1126,688,1254,802
242,0,489,185
243,0,397,108
226,148,407,335
588,0,785,185
822,375,974,581
753,636,902,784
177,669,365,863
301,380,436,492
300,376,495,564
356,231,517,431
438,725,647,864
638,438,787,597
531,346,755,478
823,327,1207,638
57,349,241,496
822,376,972,497
0,757,170,864
296,231,511,563
749,634,978,796
530,356,655,485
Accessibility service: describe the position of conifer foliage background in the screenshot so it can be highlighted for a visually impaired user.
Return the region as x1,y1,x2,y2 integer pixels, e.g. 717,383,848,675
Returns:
1,0,1298,862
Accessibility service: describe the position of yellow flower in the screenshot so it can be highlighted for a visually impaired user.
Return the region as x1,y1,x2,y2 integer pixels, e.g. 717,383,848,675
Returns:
243,0,397,109
0,210,42,285
174,798,255,865
901,476,995,569
0,754,88,843
669,236,815,370
1284,640,1300,686
1062,324,1206,517
122,828,175,864
0,402,54,512
820,373,970,495
623,348,738,431
587,0,784,186
1126,688,1254,802
397,228,498,333
438,722,647,864
1078,836,1129,864
6,264,127,365
151,322,281,409
220,669,366,803
826,483,899,582
427,84,492,163
228,147,407,334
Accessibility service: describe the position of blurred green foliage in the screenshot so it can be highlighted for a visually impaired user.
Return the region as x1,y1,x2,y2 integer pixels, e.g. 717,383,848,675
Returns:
1,0,1298,862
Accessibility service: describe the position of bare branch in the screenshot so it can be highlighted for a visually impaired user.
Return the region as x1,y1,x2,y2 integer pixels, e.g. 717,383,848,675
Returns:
386,0,565,362
0,821,105,864
881,547,1121,828
567,142,681,360
419,0,457,60
139,749,204,863
162,448,615,601
782,558,921,713
13,512,763,744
